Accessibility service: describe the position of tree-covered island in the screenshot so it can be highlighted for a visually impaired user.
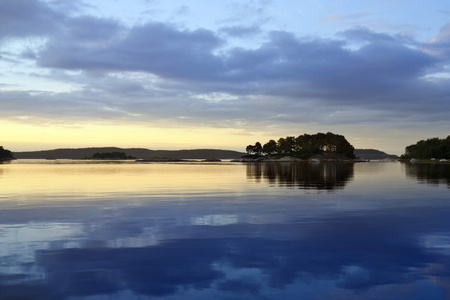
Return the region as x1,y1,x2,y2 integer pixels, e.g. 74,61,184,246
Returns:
0,146,15,161
244,132,356,161
401,136,450,160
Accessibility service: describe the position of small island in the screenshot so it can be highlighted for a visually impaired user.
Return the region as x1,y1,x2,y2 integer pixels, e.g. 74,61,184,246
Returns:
203,158,221,162
239,132,356,162
0,146,15,161
91,152,135,160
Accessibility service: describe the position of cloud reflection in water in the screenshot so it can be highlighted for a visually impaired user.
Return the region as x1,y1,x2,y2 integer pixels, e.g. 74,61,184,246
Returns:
1,162,450,299
0,205,447,299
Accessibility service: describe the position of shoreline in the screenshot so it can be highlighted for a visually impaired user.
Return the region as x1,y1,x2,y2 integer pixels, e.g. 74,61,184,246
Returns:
400,159,450,164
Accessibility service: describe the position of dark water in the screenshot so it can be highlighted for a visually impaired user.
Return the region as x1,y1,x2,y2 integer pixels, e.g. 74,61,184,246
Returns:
1,160,450,299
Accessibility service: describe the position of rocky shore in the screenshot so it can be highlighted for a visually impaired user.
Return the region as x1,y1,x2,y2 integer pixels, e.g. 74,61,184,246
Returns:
233,153,356,162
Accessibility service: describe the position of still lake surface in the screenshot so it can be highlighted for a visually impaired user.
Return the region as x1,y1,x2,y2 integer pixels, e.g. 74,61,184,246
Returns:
1,159,450,299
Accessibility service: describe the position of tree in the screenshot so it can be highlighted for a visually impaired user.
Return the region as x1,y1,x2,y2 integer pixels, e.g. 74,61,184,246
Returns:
262,140,277,155
0,146,15,161
277,138,288,155
252,142,261,155
246,142,263,155
285,136,296,154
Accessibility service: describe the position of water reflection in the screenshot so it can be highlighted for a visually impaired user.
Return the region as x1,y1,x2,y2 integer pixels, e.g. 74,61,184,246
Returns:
2,205,450,300
0,160,249,198
405,162,450,187
1,161,450,299
246,162,354,190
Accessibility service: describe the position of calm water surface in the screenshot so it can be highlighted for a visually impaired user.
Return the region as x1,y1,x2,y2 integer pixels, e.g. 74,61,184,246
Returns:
1,160,450,299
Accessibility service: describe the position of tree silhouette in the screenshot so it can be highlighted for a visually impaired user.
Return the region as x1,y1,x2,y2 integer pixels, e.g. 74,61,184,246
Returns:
0,146,14,160
247,132,355,159
402,136,450,159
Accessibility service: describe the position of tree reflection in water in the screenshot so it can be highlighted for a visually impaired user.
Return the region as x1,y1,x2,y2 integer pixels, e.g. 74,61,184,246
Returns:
405,162,450,188
246,162,354,190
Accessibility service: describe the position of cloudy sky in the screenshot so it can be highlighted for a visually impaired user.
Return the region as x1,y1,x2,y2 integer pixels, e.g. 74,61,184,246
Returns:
1,0,449,154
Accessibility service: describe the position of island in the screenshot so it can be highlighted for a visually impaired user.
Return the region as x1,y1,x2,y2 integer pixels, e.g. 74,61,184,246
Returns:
0,146,15,161
239,132,356,162
401,135,450,162
91,151,135,160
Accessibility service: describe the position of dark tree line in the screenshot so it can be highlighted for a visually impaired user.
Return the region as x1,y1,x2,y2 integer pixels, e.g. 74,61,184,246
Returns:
0,146,14,160
402,136,450,159
246,132,355,159
92,152,135,159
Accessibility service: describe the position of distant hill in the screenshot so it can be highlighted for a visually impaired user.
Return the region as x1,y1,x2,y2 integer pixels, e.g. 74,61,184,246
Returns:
354,149,399,160
13,147,398,161
13,147,245,160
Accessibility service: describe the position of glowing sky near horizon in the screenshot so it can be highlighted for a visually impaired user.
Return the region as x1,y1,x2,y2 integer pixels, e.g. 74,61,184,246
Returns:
1,0,450,154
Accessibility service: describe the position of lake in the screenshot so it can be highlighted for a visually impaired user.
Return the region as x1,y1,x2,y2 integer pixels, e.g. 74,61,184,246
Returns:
1,160,450,299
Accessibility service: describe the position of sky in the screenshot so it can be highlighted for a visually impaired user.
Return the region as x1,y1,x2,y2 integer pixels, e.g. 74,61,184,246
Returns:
1,0,450,155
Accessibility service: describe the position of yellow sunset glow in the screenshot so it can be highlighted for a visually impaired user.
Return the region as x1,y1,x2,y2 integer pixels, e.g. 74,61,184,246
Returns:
1,120,254,152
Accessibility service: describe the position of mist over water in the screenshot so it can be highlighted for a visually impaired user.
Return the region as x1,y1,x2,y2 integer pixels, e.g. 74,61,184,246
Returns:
0,160,449,299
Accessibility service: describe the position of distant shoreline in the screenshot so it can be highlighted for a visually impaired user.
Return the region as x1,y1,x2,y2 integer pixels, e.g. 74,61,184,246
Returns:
13,147,245,160
400,159,450,164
